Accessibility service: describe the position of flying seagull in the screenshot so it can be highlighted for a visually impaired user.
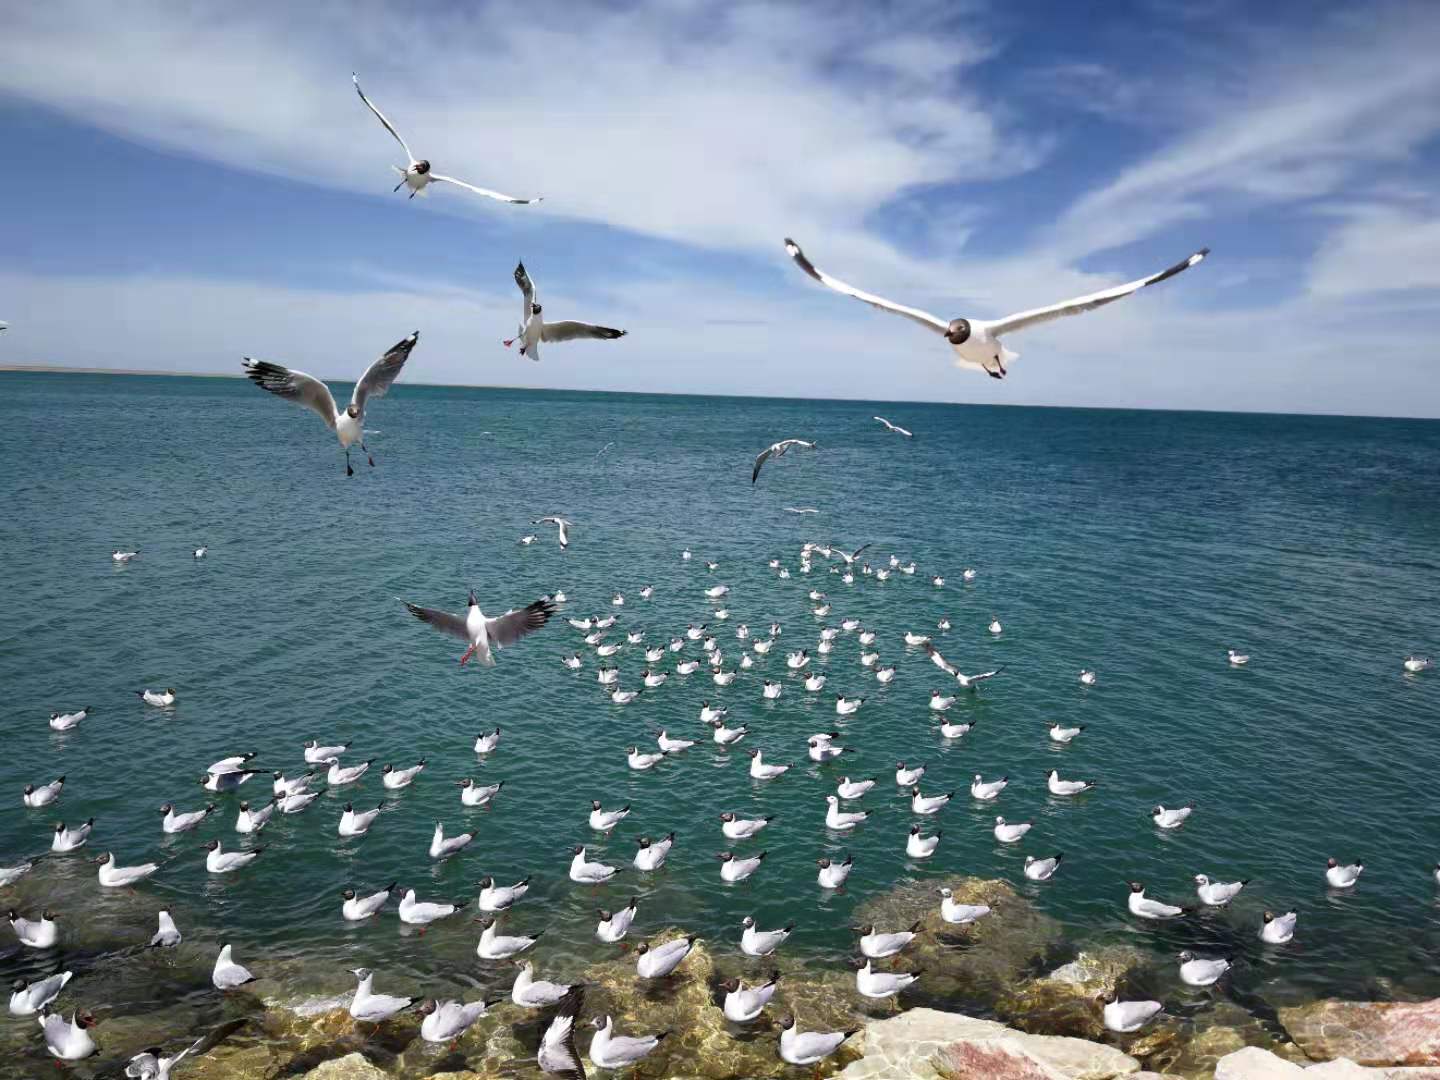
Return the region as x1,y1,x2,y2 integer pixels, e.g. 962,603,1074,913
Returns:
784,238,1208,378
752,439,816,484
401,591,556,666
352,74,539,204
504,262,626,362
533,516,574,550
242,332,418,475
873,416,912,437
538,985,586,1079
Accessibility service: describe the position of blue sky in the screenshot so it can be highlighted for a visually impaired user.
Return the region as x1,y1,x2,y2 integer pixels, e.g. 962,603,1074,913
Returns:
1,0,1438,415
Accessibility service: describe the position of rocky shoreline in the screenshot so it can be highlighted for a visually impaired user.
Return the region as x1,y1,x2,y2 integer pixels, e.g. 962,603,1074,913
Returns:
9,874,1439,1079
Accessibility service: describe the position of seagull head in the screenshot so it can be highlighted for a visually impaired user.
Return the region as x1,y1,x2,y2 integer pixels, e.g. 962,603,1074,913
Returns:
944,318,971,344
350,967,372,980
1178,950,1195,962
414,160,431,175
1326,857,1338,868
467,591,478,607
341,889,356,900
1127,881,1145,893
345,403,360,418
532,303,543,316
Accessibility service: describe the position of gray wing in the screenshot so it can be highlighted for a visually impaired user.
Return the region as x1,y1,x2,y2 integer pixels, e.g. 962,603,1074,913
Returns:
752,445,777,484
785,238,948,334
351,332,419,414
430,173,541,204
485,599,556,647
242,360,339,429
125,1053,160,1079
793,1030,847,1059
985,249,1209,337
923,643,958,676
515,262,537,322
542,320,627,343
538,986,585,1079
352,73,415,162
400,599,470,640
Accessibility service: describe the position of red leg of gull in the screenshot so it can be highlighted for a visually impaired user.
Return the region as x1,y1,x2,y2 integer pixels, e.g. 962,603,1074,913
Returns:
459,644,476,666
502,338,515,348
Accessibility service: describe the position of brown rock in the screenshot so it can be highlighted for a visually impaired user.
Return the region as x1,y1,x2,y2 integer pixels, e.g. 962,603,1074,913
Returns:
1279,999,1440,1066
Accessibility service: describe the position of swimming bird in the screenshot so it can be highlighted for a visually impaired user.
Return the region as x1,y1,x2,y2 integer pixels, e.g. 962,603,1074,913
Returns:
589,801,630,831
352,74,538,203
474,728,502,754
304,739,348,763
1228,649,1251,666
644,670,669,689
1047,769,1096,795
96,851,159,887
785,506,820,514
48,707,89,731
612,688,643,706
1261,909,1297,944
836,694,864,716
748,750,791,780
654,729,692,753
1325,857,1364,889
39,1010,97,1061
342,883,396,921
907,824,941,859
970,774,1007,801
752,439,817,484
460,779,504,807
477,917,541,959
741,915,792,956
856,923,920,959
9,909,58,948
113,550,139,563
721,973,780,1022
1101,993,1163,1033
150,909,182,947
9,971,72,1016
23,776,64,808
589,1015,669,1070
401,591,555,666
505,263,625,361
825,795,869,830
236,799,278,834
326,758,371,786
988,617,1003,635
1152,804,1193,830
817,854,853,889
348,967,415,1028
477,875,530,913
1404,655,1432,673
634,833,675,871
1024,854,1063,881
429,822,473,859
836,776,876,800
419,998,495,1044
537,985,585,1080
0,860,42,888
808,735,852,762
212,944,254,989
1079,669,1097,686
939,887,991,924
896,762,926,786
597,900,639,944
910,788,954,815
993,817,1032,844
51,819,93,852
272,771,314,798
1193,874,1248,906
779,1015,859,1066
637,935,695,978
709,719,748,746
1178,951,1231,987
873,416,912,437
206,840,262,873
138,689,176,707
159,802,216,834
243,332,418,474
570,846,620,885
382,760,426,790
1127,882,1190,919
929,690,956,712
784,237,1208,378
339,802,385,838
1048,723,1084,744
627,745,668,769
762,679,782,700
939,717,974,738
512,961,577,1009
856,958,920,999
718,851,766,883
398,889,462,927
720,812,772,840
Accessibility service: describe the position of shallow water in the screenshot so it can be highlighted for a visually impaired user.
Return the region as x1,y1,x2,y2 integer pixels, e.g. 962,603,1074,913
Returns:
1,372,1439,1073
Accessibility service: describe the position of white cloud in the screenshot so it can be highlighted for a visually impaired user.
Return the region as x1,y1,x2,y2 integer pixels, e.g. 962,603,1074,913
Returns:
1308,204,1440,299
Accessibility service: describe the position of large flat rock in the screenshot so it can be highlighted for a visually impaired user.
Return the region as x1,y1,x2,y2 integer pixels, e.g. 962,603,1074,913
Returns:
1279,1000,1440,1067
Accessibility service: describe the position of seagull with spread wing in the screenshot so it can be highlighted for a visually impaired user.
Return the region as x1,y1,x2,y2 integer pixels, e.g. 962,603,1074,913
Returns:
504,262,626,361
874,416,913,437
401,590,555,666
923,643,1003,689
538,985,586,1079
533,516,574,550
752,439,816,484
352,74,540,204
243,332,418,475
785,238,1208,378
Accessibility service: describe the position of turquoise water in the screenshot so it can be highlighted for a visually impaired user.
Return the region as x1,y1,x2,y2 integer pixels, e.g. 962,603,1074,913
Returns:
2,372,1439,1063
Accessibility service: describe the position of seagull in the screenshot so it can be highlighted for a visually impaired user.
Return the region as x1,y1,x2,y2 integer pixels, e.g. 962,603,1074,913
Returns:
1261,909,1297,944
1101,993,1163,1033
751,438,817,484
39,1011,98,1061
785,506,820,514
474,728,502,754
339,801,385,838
272,771,313,798
1127,882,1190,920
477,917,541,959
477,875,530,912
637,935,696,978
96,851,159,887
779,1016,859,1067
533,515,575,549
1178,951,1231,987
993,817,1032,844
401,591,555,666
906,824,941,860
836,776,876,799
10,971,73,1016
47,707,89,731
634,833,675,872
627,745,667,769
112,550,139,563
570,845,620,885
709,719,748,746
206,840,262,873
537,986,586,1080
0,860,42,888
212,944,255,989
398,889,462,927
22,776,64,809
429,822,473,859
720,812,772,840
1152,804,1193,830
740,915,791,956
718,851,766,883
1024,854,1063,881
970,774,1007,801
817,854,853,889
784,237,1209,378
352,73,539,203
1046,769,1096,795
505,263,625,361
873,416,912,437
1193,874,1249,906
342,882,396,921
929,690,956,712
243,332,418,475
596,900,639,944
589,801,631,831
1228,649,1251,666
149,909,182,947
856,923,921,959
721,973,781,1023
589,1015,669,1069
9,909,58,948
236,798,279,834
325,759,371,786
279,791,320,814
349,967,414,1025
939,717,974,739
1048,723,1084,744
459,779,504,807
808,735,851,762
193,546,208,559
51,819,93,852
419,998,495,1045
520,534,538,546
137,689,176,707
988,618,1003,635
1326,857,1364,889
939,887,992,924
910,788,954,815
1404,655,1432,673
512,961,578,1009
382,760,426,790
856,959,919,999
655,729,693,752
836,694,864,716
1079,669,1097,686
825,795,869,830
304,739,348,763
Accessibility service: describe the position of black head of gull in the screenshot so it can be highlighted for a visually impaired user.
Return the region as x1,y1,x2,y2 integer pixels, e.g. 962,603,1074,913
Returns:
414,160,431,174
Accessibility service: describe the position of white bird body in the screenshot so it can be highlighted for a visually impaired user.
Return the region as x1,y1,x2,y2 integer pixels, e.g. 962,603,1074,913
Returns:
402,591,555,666
1326,858,1364,888
597,900,638,943
48,708,89,731
993,817,1032,844
762,680,782,699
236,799,277,833
460,779,504,806
429,822,473,859
304,740,347,764
710,720,748,746
420,998,491,1043
780,1018,856,1065
1128,883,1188,919
817,855,852,889
939,718,974,738
720,812,771,840
342,883,394,921
856,959,919,999
970,774,1007,800
272,772,313,797
212,944,254,989
1261,910,1297,944
589,1015,667,1068
150,909,183,947
474,728,502,754
910,788,953,815
655,729,693,752
206,841,262,873
628,745,667,769
749,751,791,780
741,916,791,956
906,825,941,860
382,760,426,789
326,758,372,786
39,1011,96,1060
719,851,765,883
1404,655,1432,673
1178,951,1231,987
1104,999,1163,1033
477,918,539,959
590,802,631,831
939,887,991,924
873,416,913,437
51,819,93,852
1079,669,1097,686
644,670,669,688
1152,804,1193,830
508,263,625,362
570,846,619,884
634,833,674,871
1048,723,1084,743
825,795,869,830
139,689,176,707
339,802,384,838
722,974,780,1022
97,851,159,887
1194,873,1248,906
1024,854,1062,881
835,695,864,716
929,691,955,712
836,776,875,800
398,889,460,926
637,935,695,978
477,875,530,912
10,911,58,948
10,971,72,1016
349,968,413,1024
512,961,575,1008
22,776,64,808
896,763,926,786
1228,649,1251,665
112,550,139,562
1047,770,1096,796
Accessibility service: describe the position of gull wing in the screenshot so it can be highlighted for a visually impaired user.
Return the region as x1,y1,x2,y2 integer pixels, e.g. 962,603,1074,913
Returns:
429,173,541,204
485,599,556,648
400,599,469,640
923,643,958,676
785,239,948,335
242,360,339,430
752,445,777,485
541,321,626,343
350,331,419,414
985,249,1209,338
514,262,538,322
352,73,415,163
538,986,586,1079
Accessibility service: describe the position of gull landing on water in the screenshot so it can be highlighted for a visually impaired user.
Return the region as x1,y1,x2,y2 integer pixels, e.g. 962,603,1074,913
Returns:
243,332,418,475
400,591,555,666
533,516,574,549
352,74,539,204
784,238,1208,379
505,262,626,361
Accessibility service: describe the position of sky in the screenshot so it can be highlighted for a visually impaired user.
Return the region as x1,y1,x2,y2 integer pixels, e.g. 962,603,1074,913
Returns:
1,0,1438,416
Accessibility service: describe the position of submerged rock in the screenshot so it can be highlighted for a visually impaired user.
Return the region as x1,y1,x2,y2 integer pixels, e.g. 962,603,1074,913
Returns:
1278,998,1440,1067
997,945,1146,1040
299,1053,393,1079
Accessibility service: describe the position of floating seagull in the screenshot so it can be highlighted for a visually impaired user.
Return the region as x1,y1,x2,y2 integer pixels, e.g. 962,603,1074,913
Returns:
352,73,538,203
634,833,674,871
382,760,426,790
589,801,631,831
429,822,473,859
138,689,176,707
784,238,1208,378
1047,769,1096,796
506,263,625,361
637,935,696,978
474,728,502,754
740,915,791,957
752,438,817,484
477,875,530,912
478,916,541,959
342,883,396,921
149,909,182,947
419,998,495,1044
589,1015,668,1070
349,967,414,1025
402,591,555,666
720,812,772,840
836,694,864,716
9,909,58,948
1079,669,1097,686
51,819,93,852
1152,804,1193,830
113,550,139,563
1024,854,1063,881
326,758,371,786
304,739,348,764
779,1016,858,1067
597,900,639,944
817,854,853,889
929,690,956,712
939,717,974,738
1227,649,1251,666
460,779,504,807
10,971,73,1016
39,1011,97,1061
1048,723,1084,744
910,788,954,815
243,332,418,475
836,776,876,800
48,707,89,732
1101,993,1163,1033
628,745,667,769
96,851,159,887
520,534,538,546
993,817,1032,844
1404,655,1432,673
970,774,1007,801
718,851,766,883
709,719,748,746
570,845,620,885
193,546,208,559
272,772,313,798
538,986,585,1080
512,961,577,1009
1261,909,1297,944
808,735,851,762
896,762,926,786
856,959,919,999
940,887,992,924
654,729,692,752
212,943,255,989
824,795,869,830
1127,882,1190,920
907,824,941,860
1325,857,1364,889
721,973,780,1022
236,799,279,834
398,889,462,927
1178,951,1231,987
988,618,1003,635
339,801,385,838
22,776,65,809
873,416,913,437
206,840,262,873
1193,874,1248,906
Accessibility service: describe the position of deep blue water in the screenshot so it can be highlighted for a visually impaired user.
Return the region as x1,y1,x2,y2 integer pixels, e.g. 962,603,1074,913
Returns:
1,372,1439,1068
